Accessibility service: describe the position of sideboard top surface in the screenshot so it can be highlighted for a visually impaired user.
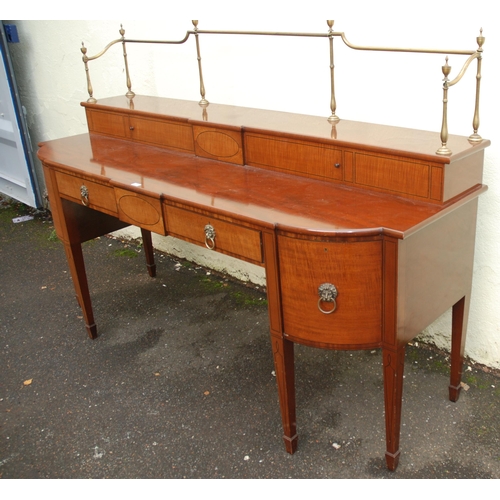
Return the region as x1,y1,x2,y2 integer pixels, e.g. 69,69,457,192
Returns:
38,133,485,239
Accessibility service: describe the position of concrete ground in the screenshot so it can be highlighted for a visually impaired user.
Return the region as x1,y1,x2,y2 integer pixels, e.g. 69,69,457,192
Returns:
1,196,499,481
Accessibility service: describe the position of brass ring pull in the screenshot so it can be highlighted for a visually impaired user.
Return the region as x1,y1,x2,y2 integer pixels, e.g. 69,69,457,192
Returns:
204,224,216,250
80,185,89,206
317,283,338,314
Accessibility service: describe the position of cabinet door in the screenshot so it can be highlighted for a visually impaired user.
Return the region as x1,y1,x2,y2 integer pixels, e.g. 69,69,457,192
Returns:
278,235,382,348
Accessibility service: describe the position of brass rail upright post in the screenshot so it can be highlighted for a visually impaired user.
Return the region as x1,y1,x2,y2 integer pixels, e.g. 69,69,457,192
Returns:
80,43,96,103
436,57,452,156
193,20,209,107
469,29,485,144
327,20,339,124
120,25,135,99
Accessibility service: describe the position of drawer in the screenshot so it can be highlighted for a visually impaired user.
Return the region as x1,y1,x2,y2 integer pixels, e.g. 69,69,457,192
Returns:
86,109,195,152
278,236,382,347
55,170,118,216
193,124,244,164
353,152,430,199
114,187,166,234
165,205,263,264
129,116,194,152
245,133,343,181
86,109,129,138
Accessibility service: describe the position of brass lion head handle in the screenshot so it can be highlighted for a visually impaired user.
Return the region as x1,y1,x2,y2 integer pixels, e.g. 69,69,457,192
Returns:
204,224,216,250
80,185,89,206
317,283,338,314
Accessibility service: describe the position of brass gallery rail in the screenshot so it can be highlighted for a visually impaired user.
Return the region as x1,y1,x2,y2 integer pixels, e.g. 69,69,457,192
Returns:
80,20,485,156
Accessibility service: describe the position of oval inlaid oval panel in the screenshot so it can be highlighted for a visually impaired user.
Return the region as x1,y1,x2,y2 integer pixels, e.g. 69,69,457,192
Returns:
196,131,240,158
118,195,160,226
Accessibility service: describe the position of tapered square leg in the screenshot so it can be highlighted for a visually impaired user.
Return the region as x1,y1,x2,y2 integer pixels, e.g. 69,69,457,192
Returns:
63,241,97,339
449,296,470,402
140,228,156,278
382,346,406,471
271,334,298,454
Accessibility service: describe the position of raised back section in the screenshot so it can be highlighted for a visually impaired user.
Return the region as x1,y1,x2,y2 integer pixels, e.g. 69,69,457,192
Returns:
82,95,489,204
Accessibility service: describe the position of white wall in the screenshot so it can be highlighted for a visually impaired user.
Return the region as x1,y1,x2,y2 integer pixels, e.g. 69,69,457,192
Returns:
5,0,500,369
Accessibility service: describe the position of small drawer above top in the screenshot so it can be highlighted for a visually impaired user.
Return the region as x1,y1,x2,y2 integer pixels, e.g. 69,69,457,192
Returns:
85,108,130,139
192,123,244,165
244,132,343,182
85,108,195,152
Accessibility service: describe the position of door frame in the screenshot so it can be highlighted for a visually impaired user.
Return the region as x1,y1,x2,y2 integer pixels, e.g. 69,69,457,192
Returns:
0,22,41,208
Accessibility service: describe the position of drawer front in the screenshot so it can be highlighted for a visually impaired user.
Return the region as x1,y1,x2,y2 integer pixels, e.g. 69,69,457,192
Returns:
278,236,382,347
245,133,343,181
165,205,263,264
193,125,244,164
55,170,118,215
114,188,166,234
129,116,194,152
86,109,129,138
354,152,430,199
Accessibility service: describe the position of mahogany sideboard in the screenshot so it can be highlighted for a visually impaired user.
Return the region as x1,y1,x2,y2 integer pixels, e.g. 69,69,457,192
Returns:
38,95,489,471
